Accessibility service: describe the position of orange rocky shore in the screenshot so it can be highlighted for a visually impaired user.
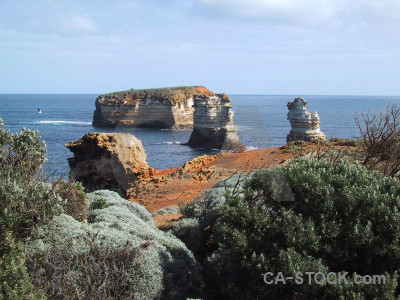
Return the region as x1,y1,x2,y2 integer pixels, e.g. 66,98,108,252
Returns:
130,147,295,212
128,146,300,226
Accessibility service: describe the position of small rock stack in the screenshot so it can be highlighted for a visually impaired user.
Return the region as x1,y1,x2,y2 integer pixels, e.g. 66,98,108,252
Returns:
66,132,153,195
187,94,240,150
286,97,326,143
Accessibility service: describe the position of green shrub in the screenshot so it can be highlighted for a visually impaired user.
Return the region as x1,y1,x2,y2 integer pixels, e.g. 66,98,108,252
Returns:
0,179,65,241
0,234,46,300
215,159,400,299
0,119,68,299
172,173,249,257
89,197,111,210
174,159,400,299
0,128,47,180
0,124,62,240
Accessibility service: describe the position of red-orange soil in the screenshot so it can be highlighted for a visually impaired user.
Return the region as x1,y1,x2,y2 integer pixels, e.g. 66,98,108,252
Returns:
128,146,300,214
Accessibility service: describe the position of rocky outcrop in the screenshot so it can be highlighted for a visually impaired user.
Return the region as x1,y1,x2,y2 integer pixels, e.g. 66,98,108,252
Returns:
286,97,326,142
92,86,215,129
187,94,240,150
66,132,153,195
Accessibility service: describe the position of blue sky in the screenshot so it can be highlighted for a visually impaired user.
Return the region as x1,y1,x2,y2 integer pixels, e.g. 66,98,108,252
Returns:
0,0,399,95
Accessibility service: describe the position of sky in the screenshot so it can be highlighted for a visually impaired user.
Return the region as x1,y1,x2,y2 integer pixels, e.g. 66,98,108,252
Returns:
0,0,399,95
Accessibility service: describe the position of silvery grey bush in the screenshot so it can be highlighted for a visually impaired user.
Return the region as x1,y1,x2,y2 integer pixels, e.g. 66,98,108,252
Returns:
27,190,204,300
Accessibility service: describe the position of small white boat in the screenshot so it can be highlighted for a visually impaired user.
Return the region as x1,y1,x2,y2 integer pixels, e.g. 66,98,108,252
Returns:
37,108,42,114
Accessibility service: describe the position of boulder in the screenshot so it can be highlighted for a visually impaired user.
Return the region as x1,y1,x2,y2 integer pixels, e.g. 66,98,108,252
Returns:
65,132,152,195
286,97,326,142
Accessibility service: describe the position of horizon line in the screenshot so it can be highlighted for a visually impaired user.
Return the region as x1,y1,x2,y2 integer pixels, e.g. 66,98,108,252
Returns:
1,93,400,97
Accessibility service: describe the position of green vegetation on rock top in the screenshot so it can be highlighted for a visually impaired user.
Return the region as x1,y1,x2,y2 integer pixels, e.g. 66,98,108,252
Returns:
106,85,206,94
101,86,215,104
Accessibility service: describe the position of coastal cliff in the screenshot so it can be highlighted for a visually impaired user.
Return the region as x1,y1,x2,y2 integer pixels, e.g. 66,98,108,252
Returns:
287,97,326,142
187,93,240,149
65,132,153,195
92,86,215,129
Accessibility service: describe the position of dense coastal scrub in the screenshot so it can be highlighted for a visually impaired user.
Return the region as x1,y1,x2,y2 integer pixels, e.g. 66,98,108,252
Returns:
173,159,400,299
0,117,89,299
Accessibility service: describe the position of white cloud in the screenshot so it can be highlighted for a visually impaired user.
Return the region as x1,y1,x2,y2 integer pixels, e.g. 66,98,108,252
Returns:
197,0,400,31
199,0,333,19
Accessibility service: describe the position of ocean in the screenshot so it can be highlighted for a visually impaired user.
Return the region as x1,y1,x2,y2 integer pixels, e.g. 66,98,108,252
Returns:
1,94,399,178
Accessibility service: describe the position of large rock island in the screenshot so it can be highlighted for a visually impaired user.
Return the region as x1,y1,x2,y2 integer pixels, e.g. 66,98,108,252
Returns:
92,86,216,129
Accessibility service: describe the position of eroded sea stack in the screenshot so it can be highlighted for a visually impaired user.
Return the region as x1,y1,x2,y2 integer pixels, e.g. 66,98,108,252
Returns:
66,132,152,195
187,93,240,150
286,97,326,142
92,86,216,129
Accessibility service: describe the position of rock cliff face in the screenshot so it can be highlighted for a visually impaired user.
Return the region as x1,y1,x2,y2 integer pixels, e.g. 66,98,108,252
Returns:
187,94,240,149
286,97,326,142
66,132,152,195
92,86,215,129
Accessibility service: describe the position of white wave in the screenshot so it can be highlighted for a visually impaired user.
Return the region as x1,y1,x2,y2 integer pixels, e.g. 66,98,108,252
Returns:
162,141,181,145
246,146,258,150
33,120,92,125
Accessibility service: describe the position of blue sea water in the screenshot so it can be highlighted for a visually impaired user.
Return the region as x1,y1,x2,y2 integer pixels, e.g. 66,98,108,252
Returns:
1,94,400,177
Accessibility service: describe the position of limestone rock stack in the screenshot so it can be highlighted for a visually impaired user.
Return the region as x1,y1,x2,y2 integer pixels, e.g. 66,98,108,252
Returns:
187,93,240,150
92,86,215,129
66,132,153,195
286,97,326,143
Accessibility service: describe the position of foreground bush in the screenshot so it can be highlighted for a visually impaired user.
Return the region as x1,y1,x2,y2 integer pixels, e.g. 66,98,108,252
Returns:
0,119,58,299
0,124,61,239
174,159,400,299
27,190,204,300
0,234,46,300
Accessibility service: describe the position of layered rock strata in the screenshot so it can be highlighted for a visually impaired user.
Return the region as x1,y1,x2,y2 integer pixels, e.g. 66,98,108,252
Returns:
187,94,240,150
66,132,153,195
286,97,326,142
92,86,215,129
